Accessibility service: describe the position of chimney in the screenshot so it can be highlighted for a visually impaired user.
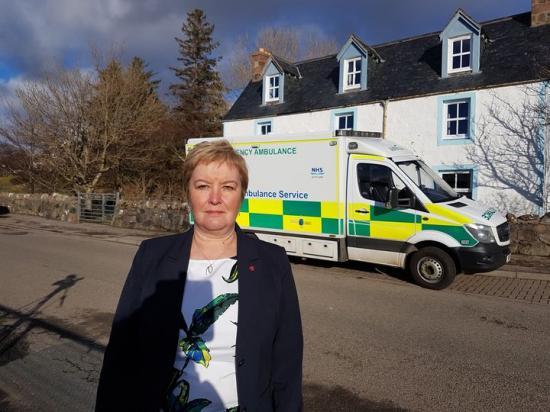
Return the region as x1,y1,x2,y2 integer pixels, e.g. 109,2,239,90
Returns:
250,48,271,82
532,0,550,27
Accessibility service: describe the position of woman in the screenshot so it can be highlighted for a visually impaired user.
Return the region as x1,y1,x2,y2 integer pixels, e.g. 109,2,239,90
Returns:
95,140,303,412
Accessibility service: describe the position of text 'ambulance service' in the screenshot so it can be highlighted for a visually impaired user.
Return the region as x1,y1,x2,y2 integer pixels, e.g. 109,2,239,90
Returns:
188,131,511,289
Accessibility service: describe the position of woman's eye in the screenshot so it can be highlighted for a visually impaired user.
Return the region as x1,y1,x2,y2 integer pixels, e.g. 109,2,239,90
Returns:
197,185,208,190
223,185,236,191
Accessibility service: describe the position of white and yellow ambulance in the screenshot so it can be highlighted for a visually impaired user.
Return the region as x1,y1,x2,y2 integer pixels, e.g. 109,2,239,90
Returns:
188,131,511,289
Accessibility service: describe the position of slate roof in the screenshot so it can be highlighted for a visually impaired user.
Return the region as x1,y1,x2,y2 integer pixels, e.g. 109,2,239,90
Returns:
270,55,301,78
225,12,550,121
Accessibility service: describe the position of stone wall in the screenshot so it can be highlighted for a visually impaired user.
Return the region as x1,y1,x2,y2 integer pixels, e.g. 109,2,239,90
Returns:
111,198,189,232
0,192,78,222
509,214,550,257
0,192,189,233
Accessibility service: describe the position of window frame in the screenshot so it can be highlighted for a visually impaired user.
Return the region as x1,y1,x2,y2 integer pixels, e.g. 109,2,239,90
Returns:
336,112,354,131
265,74,280,102
444,99,470,139
447,34,472,74
343,57,361,91
439,169,474,199
257,120,272,136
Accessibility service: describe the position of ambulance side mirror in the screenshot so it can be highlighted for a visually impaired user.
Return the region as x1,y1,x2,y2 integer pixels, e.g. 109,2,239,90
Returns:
386,187,399,209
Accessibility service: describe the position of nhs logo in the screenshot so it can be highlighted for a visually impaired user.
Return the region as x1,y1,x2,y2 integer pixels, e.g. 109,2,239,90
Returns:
311,167,325,178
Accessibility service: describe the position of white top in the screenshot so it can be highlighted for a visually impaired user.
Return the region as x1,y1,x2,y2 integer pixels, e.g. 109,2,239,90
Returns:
165,258,239,412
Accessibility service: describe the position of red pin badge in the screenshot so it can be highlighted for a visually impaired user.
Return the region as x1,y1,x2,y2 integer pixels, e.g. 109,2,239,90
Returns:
248,264,255,272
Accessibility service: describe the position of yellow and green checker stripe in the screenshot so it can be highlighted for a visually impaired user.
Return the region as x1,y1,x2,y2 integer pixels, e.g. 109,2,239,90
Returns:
348,203,477,246
236,198,344,235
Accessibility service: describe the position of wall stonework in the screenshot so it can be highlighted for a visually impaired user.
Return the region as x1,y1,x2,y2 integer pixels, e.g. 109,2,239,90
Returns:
0,193,190,232
509,214,550,257
0,192,78,222
112,199,189,232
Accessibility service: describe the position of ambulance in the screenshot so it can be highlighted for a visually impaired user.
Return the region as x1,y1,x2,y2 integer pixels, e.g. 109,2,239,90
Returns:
187,131,511,289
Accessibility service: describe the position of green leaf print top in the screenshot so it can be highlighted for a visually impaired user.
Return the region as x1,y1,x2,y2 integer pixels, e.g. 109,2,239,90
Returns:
163,258,240,412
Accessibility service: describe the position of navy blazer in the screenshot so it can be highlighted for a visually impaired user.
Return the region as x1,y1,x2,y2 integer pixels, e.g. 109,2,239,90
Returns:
95,225,303,412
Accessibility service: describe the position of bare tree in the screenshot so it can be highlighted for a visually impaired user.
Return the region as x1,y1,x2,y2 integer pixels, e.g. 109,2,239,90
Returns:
90,58,167,193
0,69,95,193
0,57,168,195
224,26,339,93
465,82,549,214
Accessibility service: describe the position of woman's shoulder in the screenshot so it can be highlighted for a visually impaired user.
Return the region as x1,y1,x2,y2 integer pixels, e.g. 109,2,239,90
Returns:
139,231,190,257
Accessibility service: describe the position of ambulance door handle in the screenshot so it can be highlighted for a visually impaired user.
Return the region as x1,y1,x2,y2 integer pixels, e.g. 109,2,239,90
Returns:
355,208,369,214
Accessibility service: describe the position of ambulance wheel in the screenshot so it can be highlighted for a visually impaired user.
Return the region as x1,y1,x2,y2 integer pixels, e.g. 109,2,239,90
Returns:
409,247,456,290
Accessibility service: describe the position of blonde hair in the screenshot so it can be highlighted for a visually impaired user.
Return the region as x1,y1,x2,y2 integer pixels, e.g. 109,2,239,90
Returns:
183,139,249,201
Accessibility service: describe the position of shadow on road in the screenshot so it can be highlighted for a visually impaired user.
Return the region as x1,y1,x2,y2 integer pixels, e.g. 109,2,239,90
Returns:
289,256,413,285
304,382,409,411
0,274,97,361
0,206,9,215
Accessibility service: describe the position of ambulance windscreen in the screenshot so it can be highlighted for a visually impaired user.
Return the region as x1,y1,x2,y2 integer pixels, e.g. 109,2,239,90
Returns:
397,160,460,203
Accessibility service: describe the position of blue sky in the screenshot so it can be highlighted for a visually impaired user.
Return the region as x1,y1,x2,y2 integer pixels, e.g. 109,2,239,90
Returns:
0,0,532,99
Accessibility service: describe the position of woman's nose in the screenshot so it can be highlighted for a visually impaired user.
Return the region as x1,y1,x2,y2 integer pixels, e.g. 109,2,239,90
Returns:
208,186,222,204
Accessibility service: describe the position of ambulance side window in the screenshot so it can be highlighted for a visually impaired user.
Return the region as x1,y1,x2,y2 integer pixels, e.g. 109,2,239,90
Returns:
357,163,413,208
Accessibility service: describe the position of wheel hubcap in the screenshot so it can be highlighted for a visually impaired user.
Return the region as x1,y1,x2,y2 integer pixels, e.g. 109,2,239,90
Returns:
417,257,444,283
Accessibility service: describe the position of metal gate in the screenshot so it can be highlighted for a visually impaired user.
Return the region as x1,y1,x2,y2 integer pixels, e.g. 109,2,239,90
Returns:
77,192,118,223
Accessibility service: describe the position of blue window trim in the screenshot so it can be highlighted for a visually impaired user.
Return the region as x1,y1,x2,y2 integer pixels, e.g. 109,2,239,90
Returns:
437,91,476,146
535,81,549,214
439,11,481,78
261,61,284,105
434,163,479,200
331,107,357,131
336,40,368,94
254,118,273,136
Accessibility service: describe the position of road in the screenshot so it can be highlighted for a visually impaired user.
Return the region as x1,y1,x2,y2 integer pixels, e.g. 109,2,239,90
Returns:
1,215,549,411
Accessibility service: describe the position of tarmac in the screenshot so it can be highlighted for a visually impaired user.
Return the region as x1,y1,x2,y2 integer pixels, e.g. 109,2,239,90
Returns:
1,212,549,282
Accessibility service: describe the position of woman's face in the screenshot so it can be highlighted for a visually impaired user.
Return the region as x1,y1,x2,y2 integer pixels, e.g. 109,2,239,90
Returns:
188,161,242,235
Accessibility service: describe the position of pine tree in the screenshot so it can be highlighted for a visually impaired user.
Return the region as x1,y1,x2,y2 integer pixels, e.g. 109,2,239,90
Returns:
129,57,160,96
170,9,226,139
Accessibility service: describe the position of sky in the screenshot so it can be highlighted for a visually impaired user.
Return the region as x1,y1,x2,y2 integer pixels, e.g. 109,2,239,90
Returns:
0,0,533,102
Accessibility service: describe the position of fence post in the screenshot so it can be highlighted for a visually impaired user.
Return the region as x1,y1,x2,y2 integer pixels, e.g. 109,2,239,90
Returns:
76,192,81,224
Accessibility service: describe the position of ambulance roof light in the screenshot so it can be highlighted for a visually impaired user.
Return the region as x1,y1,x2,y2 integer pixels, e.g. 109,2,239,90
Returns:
335,130,382,138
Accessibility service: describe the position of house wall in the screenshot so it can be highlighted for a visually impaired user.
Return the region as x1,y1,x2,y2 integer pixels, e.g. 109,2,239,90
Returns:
224,81,546,215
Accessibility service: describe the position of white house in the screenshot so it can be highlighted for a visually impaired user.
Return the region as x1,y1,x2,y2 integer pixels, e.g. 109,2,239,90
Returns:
224,2,550,215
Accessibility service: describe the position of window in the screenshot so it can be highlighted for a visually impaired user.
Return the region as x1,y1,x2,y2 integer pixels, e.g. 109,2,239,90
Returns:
266,75,280,102
344,57,361,90
336,113,354,130
357,163,412,207
445,100,469,138
440,170,473,198
257,121,272,135
448,35,471,73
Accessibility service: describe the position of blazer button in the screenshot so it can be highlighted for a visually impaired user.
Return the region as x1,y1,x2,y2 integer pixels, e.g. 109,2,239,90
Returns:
238,358,245,367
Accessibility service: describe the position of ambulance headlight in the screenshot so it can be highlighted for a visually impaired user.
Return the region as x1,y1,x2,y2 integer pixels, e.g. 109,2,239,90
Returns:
465,223,496,243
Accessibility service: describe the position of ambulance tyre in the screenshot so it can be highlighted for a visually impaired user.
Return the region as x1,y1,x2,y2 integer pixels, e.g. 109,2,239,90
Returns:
409,247,456,290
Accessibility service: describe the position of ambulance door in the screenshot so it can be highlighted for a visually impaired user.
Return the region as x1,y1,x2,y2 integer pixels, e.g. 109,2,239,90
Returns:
347,158,419,266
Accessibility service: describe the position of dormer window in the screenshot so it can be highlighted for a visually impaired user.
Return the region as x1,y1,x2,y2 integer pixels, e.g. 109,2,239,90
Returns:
439,9,480,78
336,35,378,94
344,58,361,90
266,75,280,102
448,35,471,73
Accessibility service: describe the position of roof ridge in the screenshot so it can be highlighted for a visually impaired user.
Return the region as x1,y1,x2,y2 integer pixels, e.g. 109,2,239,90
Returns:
295,54,337,65
270,54,298,67
372,11,530,49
